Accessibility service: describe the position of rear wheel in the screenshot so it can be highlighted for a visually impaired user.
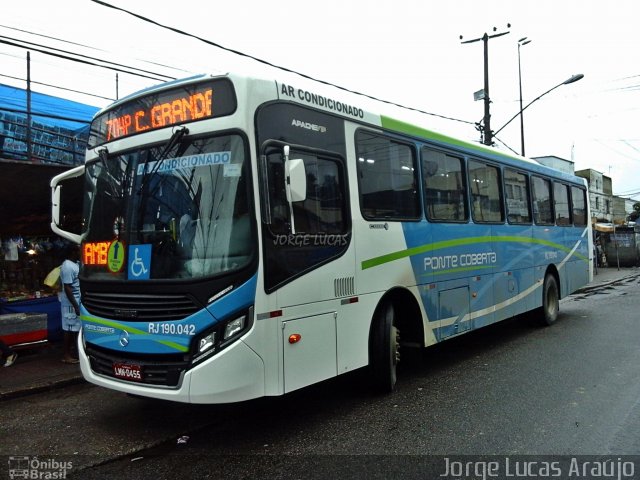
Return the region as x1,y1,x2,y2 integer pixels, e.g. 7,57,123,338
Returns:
540,274,559,326
369,302,400,392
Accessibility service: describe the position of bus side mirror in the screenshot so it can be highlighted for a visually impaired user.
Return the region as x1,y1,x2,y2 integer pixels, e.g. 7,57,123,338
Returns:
286,158,307,203
50,165,85,244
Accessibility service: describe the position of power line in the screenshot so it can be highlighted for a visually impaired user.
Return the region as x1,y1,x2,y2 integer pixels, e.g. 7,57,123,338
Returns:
614,192,640,199
0,34,174,81
0,73,115,101
0,36,173,82
614,184,640,195
90,0,475,127
0,23,193,76
0,24,107,54
594,139,639,162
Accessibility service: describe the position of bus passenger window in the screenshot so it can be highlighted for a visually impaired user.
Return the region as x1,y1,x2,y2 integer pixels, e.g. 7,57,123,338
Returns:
532,176,553,225
356,131,420,220
554,182,571,226
469,160,504,223
572,186,587,226
421,147,467,222
504,169,531,224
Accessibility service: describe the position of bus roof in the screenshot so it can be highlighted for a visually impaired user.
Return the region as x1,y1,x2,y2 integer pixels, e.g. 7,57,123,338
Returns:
94,70,587,187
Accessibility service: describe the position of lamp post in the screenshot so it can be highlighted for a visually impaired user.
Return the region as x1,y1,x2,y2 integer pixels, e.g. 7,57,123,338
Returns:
493,73,584,148
517,37,532,156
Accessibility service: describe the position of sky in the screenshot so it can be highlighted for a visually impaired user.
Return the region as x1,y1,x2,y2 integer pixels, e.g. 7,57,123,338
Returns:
3,0,640,199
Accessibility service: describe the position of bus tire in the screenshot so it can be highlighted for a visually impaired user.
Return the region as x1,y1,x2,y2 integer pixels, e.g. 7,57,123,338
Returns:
540,274,559,326
369,302,400,392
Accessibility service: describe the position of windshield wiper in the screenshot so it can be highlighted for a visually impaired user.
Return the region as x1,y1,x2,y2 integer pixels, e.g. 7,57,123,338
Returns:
137,126,189,195
97,147,121,199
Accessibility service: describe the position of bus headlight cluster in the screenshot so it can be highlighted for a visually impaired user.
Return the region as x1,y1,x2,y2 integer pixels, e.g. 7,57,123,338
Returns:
191,307,253,365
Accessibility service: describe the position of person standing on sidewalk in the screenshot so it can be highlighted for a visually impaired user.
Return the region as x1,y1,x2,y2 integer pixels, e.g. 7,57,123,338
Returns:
1,339,17,367
60,245,81,364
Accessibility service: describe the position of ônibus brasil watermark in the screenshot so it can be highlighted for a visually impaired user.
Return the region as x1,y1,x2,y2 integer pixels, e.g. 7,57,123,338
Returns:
8,456,73,479
273,233,348,247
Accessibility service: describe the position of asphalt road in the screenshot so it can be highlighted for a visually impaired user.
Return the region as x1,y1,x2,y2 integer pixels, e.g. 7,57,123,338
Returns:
2,274,640,479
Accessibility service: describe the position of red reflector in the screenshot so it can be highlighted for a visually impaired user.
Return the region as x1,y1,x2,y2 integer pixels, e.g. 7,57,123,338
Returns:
288,334,301,344
270,310,283,318
341,297,359,305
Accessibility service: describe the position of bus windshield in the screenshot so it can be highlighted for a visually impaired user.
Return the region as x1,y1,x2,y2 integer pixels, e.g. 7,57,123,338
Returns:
81,133,253,281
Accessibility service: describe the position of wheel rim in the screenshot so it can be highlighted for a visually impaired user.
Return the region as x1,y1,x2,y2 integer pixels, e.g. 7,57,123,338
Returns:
546,281,558,318
389,324,400,387
391,325,400,366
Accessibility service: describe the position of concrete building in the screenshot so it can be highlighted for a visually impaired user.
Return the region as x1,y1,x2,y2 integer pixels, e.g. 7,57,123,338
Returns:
574,169,613,223
533,155,575,175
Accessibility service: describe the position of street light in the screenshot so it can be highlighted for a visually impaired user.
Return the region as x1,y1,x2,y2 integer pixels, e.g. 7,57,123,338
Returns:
517,37,532,156
493,73,584,150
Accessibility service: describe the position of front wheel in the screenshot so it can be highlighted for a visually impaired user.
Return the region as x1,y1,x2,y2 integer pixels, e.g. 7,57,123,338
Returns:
540,274,559,326
369,302,400,392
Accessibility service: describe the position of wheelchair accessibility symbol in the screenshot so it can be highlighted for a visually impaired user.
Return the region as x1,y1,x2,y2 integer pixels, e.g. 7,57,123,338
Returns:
128,244,151,280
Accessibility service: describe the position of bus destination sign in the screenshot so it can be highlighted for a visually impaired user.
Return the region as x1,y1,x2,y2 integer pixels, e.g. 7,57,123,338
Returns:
89,78,237,147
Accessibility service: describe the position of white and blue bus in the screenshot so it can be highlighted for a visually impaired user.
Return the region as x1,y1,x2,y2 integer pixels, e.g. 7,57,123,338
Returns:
51,71,592,403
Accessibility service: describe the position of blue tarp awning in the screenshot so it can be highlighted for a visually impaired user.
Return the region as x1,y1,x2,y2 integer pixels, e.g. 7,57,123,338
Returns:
0,83,99,131
0,85,99,232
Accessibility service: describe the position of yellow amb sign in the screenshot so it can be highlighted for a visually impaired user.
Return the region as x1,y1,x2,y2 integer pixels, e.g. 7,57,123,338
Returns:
83,240,125,273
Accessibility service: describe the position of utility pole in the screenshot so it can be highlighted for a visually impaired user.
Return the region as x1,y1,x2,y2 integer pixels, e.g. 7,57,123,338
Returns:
461,25,511,146
26,51,32,161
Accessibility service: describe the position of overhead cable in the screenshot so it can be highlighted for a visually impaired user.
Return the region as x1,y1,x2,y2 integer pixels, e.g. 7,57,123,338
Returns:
0,37,173,82
0,23,192,76
90,0,475,126
0,73,115,101
0,24,107,53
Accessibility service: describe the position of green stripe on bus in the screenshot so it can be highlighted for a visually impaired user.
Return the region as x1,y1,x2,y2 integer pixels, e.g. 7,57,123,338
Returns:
380,116,520,163
361,235,588,270
81,315,189,352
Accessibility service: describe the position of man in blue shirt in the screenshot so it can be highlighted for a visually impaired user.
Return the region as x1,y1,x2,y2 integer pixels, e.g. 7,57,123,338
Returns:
60,245,81,364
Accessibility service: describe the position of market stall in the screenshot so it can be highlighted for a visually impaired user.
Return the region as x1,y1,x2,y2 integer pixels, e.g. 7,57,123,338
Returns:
1,236,68,344
0,83,97,347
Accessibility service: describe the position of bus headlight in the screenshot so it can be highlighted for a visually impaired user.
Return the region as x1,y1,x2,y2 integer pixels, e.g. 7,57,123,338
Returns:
198,332,216,353
224,315,246,340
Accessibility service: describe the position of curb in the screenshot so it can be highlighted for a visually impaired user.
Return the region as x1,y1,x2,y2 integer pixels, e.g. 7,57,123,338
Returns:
574,271,640,294
0,375,85,402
